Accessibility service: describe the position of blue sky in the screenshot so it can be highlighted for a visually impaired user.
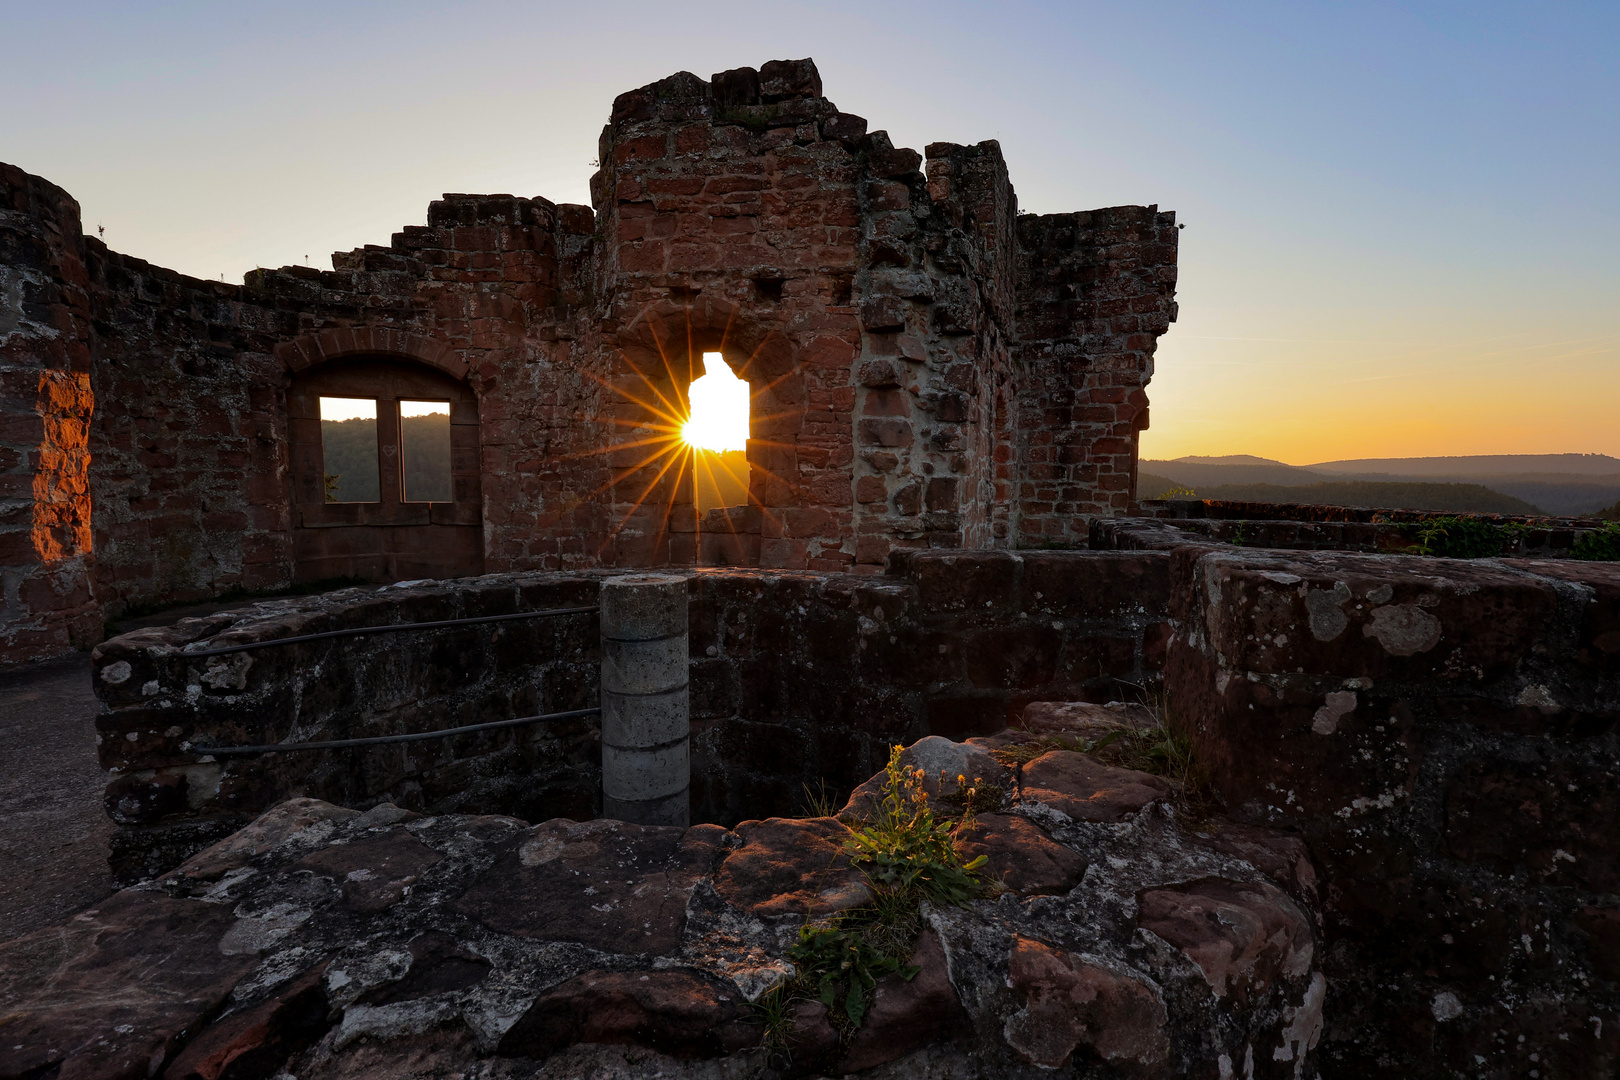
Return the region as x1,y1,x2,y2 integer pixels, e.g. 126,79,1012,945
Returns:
4,1,1615,461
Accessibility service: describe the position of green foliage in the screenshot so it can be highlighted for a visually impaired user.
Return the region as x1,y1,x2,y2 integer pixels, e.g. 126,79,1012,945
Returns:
797,778,842,819
844,747,989,908
788,923,920,1028
762,747,991,1051
1403,516,1524,558
1573,522,1620,561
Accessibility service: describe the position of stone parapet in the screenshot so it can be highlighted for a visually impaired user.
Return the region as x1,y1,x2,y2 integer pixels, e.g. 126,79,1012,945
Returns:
92,553,1172,882
1166,547,1620,1077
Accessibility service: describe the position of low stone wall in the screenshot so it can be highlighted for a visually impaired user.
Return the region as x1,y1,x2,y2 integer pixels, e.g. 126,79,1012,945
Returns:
93,550,1171,881
1166,547,1620,1077
1104,511,1611,559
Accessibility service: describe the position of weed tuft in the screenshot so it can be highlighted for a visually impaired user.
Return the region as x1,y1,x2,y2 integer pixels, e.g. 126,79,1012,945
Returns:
758,745,993,1053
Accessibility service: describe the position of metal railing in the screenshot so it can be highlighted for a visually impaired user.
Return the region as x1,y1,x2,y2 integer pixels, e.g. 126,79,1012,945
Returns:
183,603,600,755
182,605,598,657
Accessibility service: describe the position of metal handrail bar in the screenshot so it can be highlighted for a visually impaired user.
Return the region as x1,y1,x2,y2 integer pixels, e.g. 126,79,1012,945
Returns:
180,605,598,658
191,706,602,756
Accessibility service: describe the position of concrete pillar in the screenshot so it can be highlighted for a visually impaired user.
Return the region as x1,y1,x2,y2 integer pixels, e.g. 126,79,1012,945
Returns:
598,573,690,826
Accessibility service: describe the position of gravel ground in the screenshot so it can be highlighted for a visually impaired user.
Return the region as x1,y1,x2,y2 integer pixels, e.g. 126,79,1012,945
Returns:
0,652,115,943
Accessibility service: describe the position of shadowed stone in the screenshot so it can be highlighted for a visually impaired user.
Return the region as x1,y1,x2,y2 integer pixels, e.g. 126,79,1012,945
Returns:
170,798,360,883
297,830,445,913
454,819,727,953
0,891,258,1080
1136,877,1314,1002
496,968,758,1059
1003,935,1169,1069
162,963,331,1080
838,930,970,1073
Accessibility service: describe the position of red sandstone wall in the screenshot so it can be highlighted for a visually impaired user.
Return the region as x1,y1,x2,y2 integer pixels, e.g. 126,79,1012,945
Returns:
0,57,1180,662
1014,207,1179,541
588,61,867,571
0,166,101,662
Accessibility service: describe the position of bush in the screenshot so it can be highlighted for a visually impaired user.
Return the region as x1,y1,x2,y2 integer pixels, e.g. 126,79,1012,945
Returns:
1573,522,1620,561
1403,516,1522,558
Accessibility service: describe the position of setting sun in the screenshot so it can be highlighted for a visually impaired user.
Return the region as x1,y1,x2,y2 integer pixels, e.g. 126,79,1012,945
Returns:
681,352,750,453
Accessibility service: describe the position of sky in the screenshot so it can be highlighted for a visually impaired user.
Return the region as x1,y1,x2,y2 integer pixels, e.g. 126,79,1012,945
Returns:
3,0,1616,464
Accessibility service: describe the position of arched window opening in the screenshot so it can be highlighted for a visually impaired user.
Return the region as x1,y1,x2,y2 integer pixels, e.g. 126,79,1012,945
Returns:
682,351,751,512
288,356,481,583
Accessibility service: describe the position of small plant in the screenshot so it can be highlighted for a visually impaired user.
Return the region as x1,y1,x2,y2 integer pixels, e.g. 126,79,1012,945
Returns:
1153,485,1197,499
1402,516,1524,558
759,746,992,1051
323,472,341,502
788,921,920,1029
797,778,842,819
843,747,989,908
935,772,1004,815
1573,522,1620,561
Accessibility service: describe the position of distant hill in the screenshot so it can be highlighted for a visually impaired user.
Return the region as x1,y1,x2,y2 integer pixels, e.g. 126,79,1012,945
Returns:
1143,454,1620,517
1307,453,1620,478
1138,472,1544,514
1182,481,1542,515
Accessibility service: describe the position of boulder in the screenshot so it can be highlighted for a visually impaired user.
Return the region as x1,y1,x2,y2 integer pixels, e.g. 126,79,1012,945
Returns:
1136,877,1314,1002
838,736,1007,822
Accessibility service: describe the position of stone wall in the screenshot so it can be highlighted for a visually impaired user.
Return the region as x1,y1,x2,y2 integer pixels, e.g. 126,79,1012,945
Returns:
0,165,101,663
0,56,1177,664
1166,547,1620,1077
1013,207,1179,540
91,551,1170,882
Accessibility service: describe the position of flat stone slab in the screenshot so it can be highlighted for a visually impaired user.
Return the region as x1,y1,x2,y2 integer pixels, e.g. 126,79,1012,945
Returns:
956,813,1088,896
1019,750,1171,822
456,818,726,953
0,891,258,1080
712,817,871,917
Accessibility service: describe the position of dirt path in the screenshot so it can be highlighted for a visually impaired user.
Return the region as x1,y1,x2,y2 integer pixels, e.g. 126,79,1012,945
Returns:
0,653,115,942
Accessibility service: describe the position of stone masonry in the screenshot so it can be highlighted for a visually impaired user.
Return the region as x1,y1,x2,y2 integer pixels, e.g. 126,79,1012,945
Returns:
0,57,1178,664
